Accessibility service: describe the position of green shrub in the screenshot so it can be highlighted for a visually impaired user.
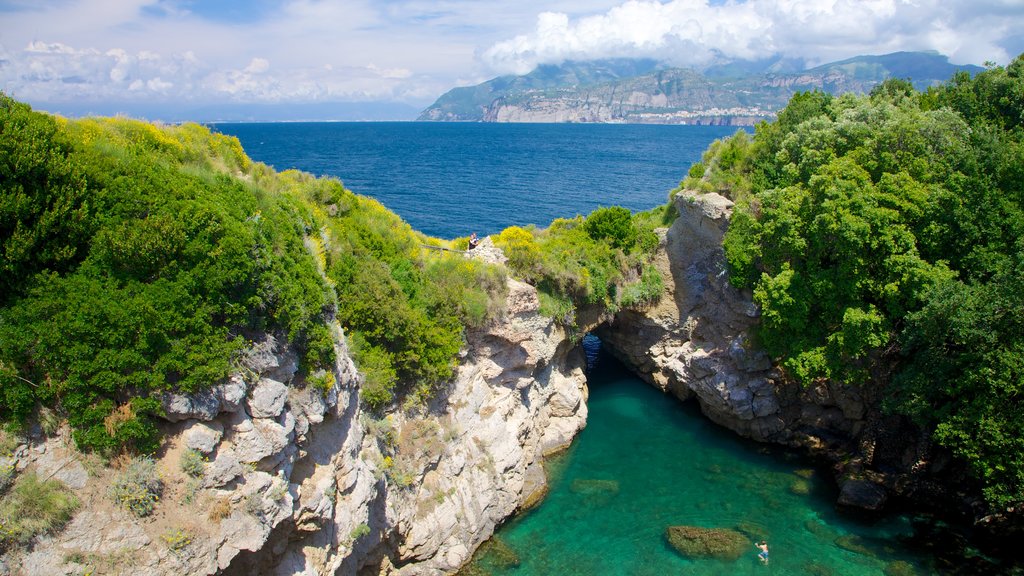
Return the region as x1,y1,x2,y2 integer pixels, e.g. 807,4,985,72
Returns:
161,527,192,552
0,463,13,494
583,206,638,252
179,449,206,478
109,457,162,517
0,471,79,548
308,370,336,396
350,522,371,541
496,206,664,326
714,55,1024,508
0,94,509,443
619,266,664,309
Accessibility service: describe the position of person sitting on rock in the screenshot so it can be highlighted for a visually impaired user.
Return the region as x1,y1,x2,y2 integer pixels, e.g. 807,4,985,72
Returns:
468,232,480,250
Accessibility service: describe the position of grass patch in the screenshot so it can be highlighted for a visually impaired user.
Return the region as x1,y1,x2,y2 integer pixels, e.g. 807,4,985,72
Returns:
0,471,79,548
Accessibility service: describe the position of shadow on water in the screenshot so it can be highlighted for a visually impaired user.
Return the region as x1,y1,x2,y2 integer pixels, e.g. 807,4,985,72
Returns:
460,336,938,576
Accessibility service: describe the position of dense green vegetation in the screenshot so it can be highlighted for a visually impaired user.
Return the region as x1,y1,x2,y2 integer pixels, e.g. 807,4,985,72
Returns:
687,55,1024,507
494,204,667,329
0,94,506,451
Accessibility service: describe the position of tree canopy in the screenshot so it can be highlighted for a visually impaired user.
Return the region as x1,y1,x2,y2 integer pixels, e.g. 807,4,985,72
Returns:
691,55,1024,508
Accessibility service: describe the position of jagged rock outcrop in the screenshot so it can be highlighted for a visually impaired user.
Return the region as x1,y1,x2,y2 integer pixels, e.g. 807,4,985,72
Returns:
3,278,587,576
596,191,784,441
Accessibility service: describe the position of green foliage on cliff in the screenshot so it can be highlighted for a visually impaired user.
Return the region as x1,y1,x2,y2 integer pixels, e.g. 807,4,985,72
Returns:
495,204,663,326
703,55,1024,507
0,93,506,450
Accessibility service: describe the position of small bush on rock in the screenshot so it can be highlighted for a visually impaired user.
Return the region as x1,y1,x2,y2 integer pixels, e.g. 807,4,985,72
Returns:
109,456,162,517
179,449,205,478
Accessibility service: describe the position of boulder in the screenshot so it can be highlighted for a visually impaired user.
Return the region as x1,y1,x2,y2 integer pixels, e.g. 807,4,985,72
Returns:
183,420,224,455
665,525,748,561
162,377,248,422
248,378,289,419
163,388,221,422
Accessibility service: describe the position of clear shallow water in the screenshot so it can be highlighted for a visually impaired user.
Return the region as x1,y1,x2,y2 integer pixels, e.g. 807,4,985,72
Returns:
467,346,934,575
212,122,736,238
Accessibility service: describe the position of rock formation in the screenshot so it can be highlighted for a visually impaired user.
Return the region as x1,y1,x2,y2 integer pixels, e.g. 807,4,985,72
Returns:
596,191,783,441
0,190,962,575
597,190,938,518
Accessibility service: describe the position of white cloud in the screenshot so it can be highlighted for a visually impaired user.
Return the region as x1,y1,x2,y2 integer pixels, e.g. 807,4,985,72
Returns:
0,0,1021,117
244,57,271,74
482,0,1024,74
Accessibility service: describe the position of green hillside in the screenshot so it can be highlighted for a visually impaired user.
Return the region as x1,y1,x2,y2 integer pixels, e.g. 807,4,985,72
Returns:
0,94,667,455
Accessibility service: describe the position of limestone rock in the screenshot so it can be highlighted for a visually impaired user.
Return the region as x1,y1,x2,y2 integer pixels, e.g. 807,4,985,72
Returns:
248,378,289,418
8,276,590,576
465,236,507,266
163,388,221,422
32,446,88,490
162,377,248,422
596,191,785,443
183,420,224,455
240,334,299,382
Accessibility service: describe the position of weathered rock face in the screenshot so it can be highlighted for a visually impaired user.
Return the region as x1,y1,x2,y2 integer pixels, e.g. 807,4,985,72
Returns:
3,278,586,576
596,191,784,442
596,190,941,517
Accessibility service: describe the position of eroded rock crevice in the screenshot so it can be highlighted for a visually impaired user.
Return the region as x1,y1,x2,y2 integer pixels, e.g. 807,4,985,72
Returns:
595,190,962,524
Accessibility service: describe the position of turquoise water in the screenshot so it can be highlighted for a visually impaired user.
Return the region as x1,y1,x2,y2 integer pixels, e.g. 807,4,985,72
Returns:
467,344,934,576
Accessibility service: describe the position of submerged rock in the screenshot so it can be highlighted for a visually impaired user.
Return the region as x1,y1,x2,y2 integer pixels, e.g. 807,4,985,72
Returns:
837,478,888,512
885,559,925,576
569,478,620,495
664,525,748,561
790,478,812,495
734,521,769,541
475,537,520,569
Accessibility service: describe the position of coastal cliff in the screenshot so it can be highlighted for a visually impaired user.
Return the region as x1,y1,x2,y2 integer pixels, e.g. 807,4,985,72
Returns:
598,191,947,517
0,191,960,576
4,276,586,576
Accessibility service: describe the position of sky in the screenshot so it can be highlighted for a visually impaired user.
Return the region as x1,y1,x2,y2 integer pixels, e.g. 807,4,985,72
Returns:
1,0,1023,120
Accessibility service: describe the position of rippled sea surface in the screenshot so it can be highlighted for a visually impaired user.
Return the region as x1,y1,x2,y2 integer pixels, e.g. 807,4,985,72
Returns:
213,122,736,238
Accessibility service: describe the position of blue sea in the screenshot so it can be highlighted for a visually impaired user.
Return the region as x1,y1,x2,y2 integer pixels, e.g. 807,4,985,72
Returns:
214,122,938,575
213,122,736,238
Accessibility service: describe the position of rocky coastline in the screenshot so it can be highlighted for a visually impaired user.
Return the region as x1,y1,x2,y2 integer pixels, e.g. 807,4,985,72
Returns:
0,191,999,575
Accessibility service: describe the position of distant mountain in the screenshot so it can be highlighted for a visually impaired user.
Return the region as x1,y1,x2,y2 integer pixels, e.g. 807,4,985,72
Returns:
419,58,664,122
419,51,982,125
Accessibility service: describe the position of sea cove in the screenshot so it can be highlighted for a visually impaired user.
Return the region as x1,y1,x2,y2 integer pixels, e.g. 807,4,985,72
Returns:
465,345,933,575
220,122,938,574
